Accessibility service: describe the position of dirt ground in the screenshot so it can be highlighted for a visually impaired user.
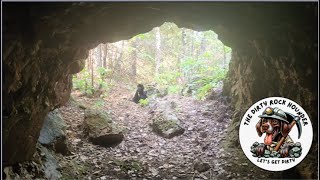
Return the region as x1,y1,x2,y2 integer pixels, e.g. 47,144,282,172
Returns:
56,85,281,180
3,85,288,180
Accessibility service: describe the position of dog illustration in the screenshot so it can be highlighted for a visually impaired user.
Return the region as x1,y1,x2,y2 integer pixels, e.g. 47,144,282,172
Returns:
255,107,300,158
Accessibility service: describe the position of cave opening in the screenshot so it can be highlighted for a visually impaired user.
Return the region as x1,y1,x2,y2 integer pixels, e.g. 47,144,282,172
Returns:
58,22,234,179
72,22,232,100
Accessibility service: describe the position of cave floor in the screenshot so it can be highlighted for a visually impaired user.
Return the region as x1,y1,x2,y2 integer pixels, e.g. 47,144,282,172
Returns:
58,85,277,180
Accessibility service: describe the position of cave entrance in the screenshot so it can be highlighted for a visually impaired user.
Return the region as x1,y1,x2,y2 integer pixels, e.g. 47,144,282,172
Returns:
72,22,232,100
59,22,234,179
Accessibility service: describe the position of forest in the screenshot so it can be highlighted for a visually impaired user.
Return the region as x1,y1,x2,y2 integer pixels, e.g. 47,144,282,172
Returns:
73,22,231,101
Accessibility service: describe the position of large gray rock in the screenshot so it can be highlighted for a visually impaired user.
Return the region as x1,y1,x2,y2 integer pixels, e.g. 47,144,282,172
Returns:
38,144,62,180
38,109,70,155
150,100,185,138
207,82,224,100
146,85,161,97
83,109,124,147
146,84,168,98
151,114,185,139
3,144,62,180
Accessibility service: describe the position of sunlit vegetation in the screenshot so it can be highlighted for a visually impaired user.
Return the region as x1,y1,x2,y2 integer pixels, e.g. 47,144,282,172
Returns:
73,22,232,100
138,99,149,107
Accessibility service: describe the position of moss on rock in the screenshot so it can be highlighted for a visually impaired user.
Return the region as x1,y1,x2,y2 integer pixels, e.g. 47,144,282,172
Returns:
83,109,123,147
151,114,185,139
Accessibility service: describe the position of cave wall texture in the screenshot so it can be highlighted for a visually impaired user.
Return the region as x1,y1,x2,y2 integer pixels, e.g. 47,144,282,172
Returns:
2,2,318,178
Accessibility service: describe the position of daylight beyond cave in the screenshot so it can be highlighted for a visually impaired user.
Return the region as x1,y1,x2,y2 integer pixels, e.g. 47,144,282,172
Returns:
73,22,232,100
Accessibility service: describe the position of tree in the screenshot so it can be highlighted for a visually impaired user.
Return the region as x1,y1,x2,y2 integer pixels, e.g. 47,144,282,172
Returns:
102,44,107,68
155,27,162,75
72,22,232,99
180,28,188,83
90,50,94,90
131,40,137,81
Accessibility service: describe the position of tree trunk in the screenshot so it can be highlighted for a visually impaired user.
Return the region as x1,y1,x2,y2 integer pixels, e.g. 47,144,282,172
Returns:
107,44,113,70
222,44,228,69
109,44,116,81
98,44,102,67
199,33,206,56
131,40,137,81
154,27,162,76
102,44,107,68
181,29,188,83
89,50,94,90
115,41,125,78
191,31,194,57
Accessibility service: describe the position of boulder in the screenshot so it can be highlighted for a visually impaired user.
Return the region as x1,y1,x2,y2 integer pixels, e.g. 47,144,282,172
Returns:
83,109,123,147
38,144,62,180
207,82,224,100
151,112,185,139
150,98,185,138
146,85,168,98
146,86,161,97
3,143,62,179
38,109,70,155
68,96,88,109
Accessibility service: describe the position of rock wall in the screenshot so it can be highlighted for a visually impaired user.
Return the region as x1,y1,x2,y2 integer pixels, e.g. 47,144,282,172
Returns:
2,3,87,165
223,14,318,178
224,29,318,143
3,2,317,177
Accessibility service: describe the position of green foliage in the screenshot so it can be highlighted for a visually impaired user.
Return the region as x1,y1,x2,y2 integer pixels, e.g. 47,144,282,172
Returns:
224,45,232,53
155,72,181,86
60,159,90,180
74,22,231,100
154,71,184,94
97,67,109,78
73,69,96,96
167,85,181,94
72,66,112,97
73,77,86,90
138,99,149,107
194,65,227,100
113,159,143,172
97,79,108,89
196,82,215,100
202,51,213,59
139,52,154,62
154,116,178,131
86,87,94,96
93,99,105,108
180,57,198,71
135,34,147,40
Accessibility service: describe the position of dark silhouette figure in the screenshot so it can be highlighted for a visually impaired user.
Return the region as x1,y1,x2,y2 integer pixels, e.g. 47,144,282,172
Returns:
132,84,147,103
